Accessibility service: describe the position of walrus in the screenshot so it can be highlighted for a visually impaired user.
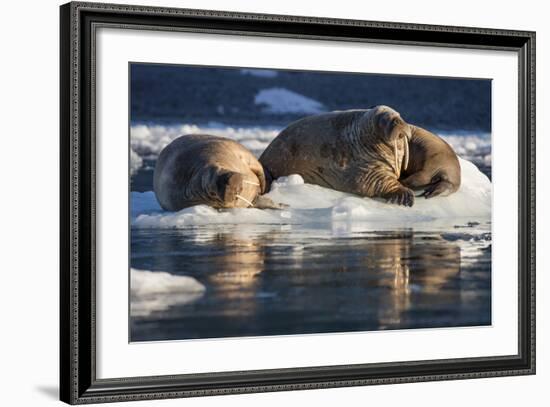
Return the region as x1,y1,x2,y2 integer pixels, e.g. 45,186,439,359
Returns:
399,125,461,198
154,134,279,211
260,106,415,206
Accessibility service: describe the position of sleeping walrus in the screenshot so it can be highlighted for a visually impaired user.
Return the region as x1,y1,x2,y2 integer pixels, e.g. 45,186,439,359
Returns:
260,106,461,206
260,106,415,206
154,134,281,211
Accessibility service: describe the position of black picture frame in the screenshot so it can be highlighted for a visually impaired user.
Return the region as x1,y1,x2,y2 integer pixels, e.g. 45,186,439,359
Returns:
60,1,536,404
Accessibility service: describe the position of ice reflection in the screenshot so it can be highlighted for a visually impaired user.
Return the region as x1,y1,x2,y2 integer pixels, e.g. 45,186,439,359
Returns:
130,223,490,341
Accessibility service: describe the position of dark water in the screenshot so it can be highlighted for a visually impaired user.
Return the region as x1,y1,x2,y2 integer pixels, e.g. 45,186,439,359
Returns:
130,224,491,341
131,64,491,131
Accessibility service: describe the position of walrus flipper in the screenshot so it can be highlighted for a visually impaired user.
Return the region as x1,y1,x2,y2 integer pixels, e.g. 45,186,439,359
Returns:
356,169,415,207
402,172,458,199
400,172,432,191
383,186,415,207
420,180,456,199
253,195,289,210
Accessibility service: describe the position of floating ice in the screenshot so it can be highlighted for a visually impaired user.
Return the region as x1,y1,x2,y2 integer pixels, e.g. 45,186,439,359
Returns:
240,68,278,78
130,123,279,158
266,175,345,209
131,268,206,317
254,88,325,114
133,201,296,228
132,157,490,230
326,158,491,223
440,131,491,167
129,148,143,175
129,123,491,166
239,139,271,152
272,174,305,187
129,123,491,230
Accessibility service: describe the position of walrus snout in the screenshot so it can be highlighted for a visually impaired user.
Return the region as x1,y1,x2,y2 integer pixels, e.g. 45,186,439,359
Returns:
383,121,411,175
384,117,409,141
216,172,259,208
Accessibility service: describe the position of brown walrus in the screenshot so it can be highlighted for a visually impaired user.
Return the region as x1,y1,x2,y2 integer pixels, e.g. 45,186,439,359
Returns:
154,134,279,211
260,106,415,206
399,125,461,198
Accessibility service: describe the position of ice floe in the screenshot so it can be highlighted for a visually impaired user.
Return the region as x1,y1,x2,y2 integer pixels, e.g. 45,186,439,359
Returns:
130,268,206,317
129,148,143,175
132,157,490,230
130,123,279,158
240,68,278,78
254,88,325,114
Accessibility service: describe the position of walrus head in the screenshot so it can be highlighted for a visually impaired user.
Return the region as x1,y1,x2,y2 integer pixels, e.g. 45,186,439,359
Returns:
215,171,262,208
368,106,412,175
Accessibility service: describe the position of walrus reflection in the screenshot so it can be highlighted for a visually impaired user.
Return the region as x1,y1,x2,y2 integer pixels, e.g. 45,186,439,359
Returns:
366,236,462,327
205,227,306,287
204,229,296,305
208,235,264,290
132,224,473,338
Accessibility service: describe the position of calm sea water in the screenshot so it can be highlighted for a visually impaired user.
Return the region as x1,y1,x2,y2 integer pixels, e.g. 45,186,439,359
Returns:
130,220,491,341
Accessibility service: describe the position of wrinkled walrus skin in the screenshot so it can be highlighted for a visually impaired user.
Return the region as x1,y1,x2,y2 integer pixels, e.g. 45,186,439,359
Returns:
154,134,268,211
399,125,461,198
260,106,415,206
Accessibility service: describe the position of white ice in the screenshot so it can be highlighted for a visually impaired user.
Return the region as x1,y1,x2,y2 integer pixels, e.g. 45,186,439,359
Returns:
132,157,490,230
254,88,325,114
129,148,143,175
130,123,279,158
440,130,492,167
240,68,278,78
130,268,206,317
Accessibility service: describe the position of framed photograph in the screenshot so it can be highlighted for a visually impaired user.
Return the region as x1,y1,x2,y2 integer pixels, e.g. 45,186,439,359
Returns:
60,1,535,404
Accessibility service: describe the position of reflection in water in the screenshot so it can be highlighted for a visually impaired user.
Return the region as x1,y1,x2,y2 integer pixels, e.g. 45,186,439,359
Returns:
367,237,462,328
130,223,490,341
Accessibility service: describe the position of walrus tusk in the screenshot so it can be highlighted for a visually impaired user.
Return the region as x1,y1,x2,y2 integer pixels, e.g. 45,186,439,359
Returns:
393,139,399,174
243,180,260,186
236,194,254,207
403,138,409,171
